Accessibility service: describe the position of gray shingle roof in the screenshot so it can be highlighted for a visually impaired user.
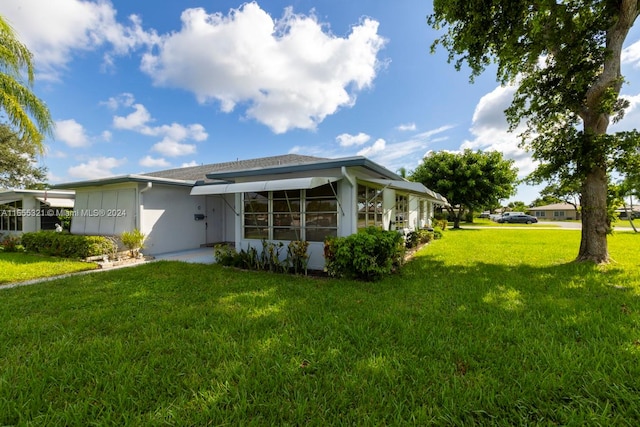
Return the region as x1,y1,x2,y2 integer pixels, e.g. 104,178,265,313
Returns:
141,154,327,182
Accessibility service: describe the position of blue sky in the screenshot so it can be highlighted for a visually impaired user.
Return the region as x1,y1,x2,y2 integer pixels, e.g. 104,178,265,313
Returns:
2,0,640,204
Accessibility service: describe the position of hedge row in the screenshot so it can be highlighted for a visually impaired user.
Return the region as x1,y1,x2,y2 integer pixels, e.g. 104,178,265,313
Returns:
21,231,116,259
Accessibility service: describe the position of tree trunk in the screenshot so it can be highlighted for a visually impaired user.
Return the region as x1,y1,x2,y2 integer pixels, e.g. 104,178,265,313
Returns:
448,207,461,229
577,166,610,263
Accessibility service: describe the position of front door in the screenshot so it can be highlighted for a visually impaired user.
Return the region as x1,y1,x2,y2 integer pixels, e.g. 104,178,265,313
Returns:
206,196,224,245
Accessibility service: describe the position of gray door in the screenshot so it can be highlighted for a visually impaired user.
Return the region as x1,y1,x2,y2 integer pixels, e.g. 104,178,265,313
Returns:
206,196,224,244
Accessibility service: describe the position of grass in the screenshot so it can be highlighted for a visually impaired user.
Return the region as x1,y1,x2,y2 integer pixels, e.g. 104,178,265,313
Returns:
1,229,639,425
0,252,98,285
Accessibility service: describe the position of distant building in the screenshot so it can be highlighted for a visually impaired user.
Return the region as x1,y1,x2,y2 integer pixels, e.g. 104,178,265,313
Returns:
528,203,580,221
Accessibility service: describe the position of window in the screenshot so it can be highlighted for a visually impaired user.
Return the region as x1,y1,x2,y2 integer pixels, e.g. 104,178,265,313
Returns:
554,211,565,218
535,211,545,217
357,184,383,228
0,200,23,231
395,194,408,229
243,183,338,242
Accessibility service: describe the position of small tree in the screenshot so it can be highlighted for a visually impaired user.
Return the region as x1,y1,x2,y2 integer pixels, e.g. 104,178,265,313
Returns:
410,149,518,228
120,229,146,258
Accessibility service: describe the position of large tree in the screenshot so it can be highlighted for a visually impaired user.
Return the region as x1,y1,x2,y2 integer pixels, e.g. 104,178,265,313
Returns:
0,124,47,188
428,1,640,263
410,149,518,228
0,15,53,154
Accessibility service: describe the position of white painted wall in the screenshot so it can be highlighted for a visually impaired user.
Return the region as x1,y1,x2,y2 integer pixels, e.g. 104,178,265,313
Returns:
139,184,207,255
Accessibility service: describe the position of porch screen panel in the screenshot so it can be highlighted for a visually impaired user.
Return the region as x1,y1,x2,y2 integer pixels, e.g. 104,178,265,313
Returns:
305,182,338,241
244,192,269,239
273,190,301,241
0,200,22,231
395,194,408,229
357,184,383,229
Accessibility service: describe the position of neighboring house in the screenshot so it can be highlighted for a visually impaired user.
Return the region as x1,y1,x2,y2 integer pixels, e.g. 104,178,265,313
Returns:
528,203,580,220
55,154,447,270
616,205,640,219
0,189,75,234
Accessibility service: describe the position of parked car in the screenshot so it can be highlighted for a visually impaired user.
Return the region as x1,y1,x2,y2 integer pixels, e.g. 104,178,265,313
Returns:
497,214,538,224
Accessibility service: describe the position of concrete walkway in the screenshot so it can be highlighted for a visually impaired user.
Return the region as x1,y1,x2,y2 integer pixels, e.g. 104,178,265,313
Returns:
152,247,215,264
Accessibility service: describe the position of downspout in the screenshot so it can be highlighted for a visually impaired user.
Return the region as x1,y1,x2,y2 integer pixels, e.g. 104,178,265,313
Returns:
138,182,152,231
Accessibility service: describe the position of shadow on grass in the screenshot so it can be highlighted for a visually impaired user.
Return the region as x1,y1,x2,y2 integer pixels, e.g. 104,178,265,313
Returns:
1,257,640,424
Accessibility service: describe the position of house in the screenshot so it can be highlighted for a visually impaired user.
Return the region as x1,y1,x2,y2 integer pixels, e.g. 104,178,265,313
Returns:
0,189,75,234
528,203,580,221
54,154,447,270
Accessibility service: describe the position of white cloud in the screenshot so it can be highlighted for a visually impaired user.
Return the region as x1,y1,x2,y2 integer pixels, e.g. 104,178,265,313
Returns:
152,140,196,157
181,161,199,167
460,85,536,177
110,95,208,157
140,3,386,133
54,119,89,147
102,93,136,111
68,156,126,179
113,103,154,131
622,39,640,68
336,132,370,147
357,138,386,157
396,123,416,132
139,156,170,168
0,0,158,80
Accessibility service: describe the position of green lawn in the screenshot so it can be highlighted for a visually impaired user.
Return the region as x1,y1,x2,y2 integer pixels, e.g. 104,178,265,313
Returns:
0,252,98,285
1,229,639,425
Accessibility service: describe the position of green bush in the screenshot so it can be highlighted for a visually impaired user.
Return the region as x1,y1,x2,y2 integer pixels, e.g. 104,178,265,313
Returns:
432,227,444,240
324,227,405,281
120,229,146,257
21,231,116,259
0,235,22,252
214,240,311,275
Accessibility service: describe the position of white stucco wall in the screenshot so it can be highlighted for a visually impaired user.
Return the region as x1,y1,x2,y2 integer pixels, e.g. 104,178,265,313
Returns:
139,184,207,255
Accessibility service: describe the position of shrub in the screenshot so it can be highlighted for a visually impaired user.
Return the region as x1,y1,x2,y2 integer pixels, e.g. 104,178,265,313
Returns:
213,244,237,266
0,234,22,252
324,227,405,281
120,229,146,258
432,227,444,240
286,240,309,275
214,240,310,275
21,231,116,259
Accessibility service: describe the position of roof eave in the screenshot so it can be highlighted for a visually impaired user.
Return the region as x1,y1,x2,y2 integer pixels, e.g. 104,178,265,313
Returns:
53,174,195,189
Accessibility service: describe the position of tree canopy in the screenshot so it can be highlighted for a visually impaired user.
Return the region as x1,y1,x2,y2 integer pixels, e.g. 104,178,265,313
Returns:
428,0,640,263
410,149,518,228
0,124,47,189
0,15,53,154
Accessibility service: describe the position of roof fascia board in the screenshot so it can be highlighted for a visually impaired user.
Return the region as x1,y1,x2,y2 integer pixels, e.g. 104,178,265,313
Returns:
53,174,195,189
203,156,403,182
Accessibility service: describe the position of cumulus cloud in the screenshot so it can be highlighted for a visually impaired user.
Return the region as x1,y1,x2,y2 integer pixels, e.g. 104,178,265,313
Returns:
181,160,199,167
0,0,158,80
336,132,370,147
460,85,535,177
110,94,208,157
139,155,170,168
622,39,640,68
54,119,90,147
68,156,127,179
357,138,386,157
140,3,387,133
